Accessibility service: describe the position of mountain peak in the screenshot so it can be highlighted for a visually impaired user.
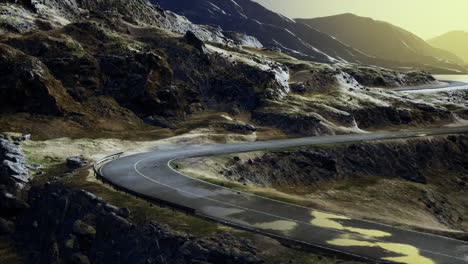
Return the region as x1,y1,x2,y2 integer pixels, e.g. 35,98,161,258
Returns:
297,14,464,66
428,31,468,63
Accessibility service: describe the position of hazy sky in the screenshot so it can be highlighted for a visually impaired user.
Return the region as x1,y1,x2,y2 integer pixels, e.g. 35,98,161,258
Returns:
252,0,468,39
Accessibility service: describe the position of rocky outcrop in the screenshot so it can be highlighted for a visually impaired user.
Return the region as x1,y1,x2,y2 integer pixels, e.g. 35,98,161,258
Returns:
0,0,465,137
66,155,88,169
1,12,286,119
351,103,451,129
0,0,261,48
0,138,31,192
153,0,372,63
0,44,80,116
15,183,263,264
341,66,436,87
0,136,31,231
252,111,332,136
220,135,468,187
154,0,468,73
223,122,257,134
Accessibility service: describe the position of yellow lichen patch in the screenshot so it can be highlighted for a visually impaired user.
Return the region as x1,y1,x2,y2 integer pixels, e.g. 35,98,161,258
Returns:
328,237,436,264
253,220,298,233
310,211,391,238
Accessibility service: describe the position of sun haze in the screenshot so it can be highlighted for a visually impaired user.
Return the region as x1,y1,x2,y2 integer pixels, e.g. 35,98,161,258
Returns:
252,0,468,39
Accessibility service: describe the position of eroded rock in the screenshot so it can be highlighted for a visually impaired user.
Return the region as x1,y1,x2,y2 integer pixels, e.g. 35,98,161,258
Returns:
66,155,88,169
15,183,263,264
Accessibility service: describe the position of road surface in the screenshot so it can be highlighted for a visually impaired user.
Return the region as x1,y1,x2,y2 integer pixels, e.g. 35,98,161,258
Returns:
394,80,468,93
100,126,468,264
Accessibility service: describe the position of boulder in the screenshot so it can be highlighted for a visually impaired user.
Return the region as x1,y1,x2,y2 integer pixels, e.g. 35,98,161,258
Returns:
66,155,88,169
223,122,257,134
27,164,42,171
0,139,30,187
183,31,206,52
3,160,30,183
11,134,31,142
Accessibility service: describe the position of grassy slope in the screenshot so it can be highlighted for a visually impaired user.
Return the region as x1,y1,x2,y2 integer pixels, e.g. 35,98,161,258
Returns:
1,126,358,264
173,138,468,239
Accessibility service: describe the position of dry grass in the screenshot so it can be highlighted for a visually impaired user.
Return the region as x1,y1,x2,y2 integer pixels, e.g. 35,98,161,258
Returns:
8,124,351,264
175,144,468,236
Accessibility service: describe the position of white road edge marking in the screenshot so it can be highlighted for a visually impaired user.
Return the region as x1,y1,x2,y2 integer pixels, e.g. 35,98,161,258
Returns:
125,155,468,262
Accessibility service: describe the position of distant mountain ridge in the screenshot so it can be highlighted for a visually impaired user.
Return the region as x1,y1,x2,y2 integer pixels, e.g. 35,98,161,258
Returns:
297,13,464,67
152,0,373,63
428,31,468,64
152,0,467,73
296,13,463,68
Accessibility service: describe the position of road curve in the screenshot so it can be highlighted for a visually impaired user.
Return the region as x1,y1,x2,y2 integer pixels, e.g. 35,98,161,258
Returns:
394,80,468,92
101,126,468,264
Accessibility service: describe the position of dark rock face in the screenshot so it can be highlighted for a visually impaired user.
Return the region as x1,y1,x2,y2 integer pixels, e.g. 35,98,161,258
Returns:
351,104,450,130
222,135,468,187
0,138,31,191
66,155,89,169
153,0,467,73
15,184,263,264
153,0,370,63
0,44,79,116
223,122,257,134
183,31,206,52
225,150,339,187
341,66,436,87
2,15,286,120
0,0,261,47
252,111,332,136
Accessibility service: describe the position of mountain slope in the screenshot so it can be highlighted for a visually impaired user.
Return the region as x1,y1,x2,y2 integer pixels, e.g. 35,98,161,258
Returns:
428,31,468,64
152,0,372,63
0,0,262,47
297,13,464,68
0,0,465,140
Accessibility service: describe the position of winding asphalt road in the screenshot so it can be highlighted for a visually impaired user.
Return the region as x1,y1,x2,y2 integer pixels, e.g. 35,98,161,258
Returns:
101,126,468,264
393,80,468,92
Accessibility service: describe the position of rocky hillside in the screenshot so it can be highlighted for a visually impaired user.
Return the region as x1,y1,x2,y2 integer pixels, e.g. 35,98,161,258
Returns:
153,0,372,63
220,135,468,187
428,31,468,64
177,135,468,234
297,13,466,73
0,0,466,139
13,183,262,264
153,0,467,73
